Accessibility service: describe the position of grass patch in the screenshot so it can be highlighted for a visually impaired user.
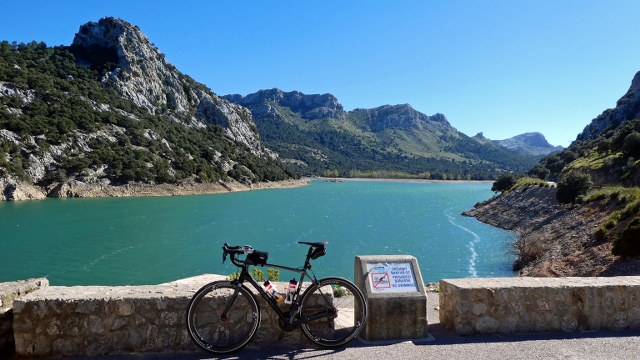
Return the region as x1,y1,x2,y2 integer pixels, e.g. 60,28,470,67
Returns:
584,187,640,219
583,186,640,253
566,150,624,171
613,215,640,257
512,176,547,190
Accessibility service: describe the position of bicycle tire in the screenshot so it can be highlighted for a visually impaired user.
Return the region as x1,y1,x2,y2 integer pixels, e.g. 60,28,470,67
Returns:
299,277,367,347
186,280,260,354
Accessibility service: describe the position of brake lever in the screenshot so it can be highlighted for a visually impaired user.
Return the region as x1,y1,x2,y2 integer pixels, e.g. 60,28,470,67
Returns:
222,252,227,263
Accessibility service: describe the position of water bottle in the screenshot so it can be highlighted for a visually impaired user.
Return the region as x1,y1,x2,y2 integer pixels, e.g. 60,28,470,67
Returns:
263,281,284,303
285,279,297,304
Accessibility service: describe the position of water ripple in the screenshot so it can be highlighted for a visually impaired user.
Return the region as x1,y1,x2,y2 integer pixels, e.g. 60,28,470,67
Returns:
445,208,480,277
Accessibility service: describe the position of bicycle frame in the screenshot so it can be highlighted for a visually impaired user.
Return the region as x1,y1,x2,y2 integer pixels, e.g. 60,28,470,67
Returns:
225,252,325,328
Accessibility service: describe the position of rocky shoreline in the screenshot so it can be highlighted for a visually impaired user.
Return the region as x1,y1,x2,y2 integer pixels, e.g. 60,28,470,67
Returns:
464,185,640,277
0,178,310,201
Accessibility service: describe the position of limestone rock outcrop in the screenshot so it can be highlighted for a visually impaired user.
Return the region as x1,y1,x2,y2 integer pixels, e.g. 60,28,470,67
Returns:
577,71,640,141
72,17,262,154
0,178,46,201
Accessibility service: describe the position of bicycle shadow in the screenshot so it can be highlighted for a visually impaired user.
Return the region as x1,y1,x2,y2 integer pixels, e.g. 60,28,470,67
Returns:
157,346,348,360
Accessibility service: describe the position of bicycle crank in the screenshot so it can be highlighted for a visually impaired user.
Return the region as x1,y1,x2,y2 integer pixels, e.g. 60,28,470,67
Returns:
278,311,298,332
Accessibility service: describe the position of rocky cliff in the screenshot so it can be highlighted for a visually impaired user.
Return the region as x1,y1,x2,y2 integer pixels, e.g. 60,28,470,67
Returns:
71,18,262,154
465,186,640,276
577,71,640,141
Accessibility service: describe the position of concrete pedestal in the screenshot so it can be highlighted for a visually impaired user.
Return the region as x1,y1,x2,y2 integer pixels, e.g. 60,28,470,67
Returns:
354,255,429,341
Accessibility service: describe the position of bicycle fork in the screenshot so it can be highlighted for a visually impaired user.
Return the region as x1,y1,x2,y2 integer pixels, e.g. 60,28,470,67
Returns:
220,284,243,323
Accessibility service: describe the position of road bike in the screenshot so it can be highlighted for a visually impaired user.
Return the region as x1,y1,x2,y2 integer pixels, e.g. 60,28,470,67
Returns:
186,241,367,354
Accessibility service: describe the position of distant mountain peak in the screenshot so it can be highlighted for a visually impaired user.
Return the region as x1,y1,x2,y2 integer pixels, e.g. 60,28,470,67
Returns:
350,104,450,132
72,17,153,70
224,88,345,120
494,132,563,156
473,132,486,139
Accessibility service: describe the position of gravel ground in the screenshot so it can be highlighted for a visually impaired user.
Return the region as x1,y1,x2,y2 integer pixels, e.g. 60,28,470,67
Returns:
61,292,640,360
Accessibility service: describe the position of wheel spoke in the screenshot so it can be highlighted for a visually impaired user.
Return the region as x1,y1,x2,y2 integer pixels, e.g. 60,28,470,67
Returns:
300,278,367,347
186,281,260,354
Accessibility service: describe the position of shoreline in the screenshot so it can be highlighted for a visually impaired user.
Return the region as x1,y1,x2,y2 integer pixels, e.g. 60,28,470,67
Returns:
317,177,493,184
1,178,311,201
2,176,491,201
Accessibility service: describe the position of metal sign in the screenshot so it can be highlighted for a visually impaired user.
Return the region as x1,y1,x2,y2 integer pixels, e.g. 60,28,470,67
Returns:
366,261,418,293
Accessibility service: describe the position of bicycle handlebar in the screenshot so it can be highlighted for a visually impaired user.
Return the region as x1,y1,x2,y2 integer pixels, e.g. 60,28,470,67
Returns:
222,241,327,267
222,243,250,266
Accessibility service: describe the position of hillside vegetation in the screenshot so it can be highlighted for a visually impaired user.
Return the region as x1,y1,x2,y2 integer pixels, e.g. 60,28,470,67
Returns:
0,19,297,199
226,89,541,180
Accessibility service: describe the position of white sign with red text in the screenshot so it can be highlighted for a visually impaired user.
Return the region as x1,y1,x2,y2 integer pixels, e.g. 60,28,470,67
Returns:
366,262,418,293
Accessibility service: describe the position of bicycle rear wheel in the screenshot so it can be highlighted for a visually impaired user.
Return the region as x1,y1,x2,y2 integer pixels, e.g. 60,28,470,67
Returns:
299,277,367,347
186,280,260,354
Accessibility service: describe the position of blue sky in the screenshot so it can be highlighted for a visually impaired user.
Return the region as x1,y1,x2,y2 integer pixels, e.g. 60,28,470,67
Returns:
2,1,640,147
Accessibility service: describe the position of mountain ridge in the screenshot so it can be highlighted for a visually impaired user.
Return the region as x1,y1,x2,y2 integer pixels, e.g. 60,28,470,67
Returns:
224,89,541,179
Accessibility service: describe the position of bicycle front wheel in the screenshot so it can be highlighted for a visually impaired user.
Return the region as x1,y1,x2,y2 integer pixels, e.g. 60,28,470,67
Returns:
299,277,367,347
186,280,260,354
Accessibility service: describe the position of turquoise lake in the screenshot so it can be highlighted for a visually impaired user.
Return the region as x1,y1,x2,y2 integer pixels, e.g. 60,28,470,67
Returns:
0,180,516,285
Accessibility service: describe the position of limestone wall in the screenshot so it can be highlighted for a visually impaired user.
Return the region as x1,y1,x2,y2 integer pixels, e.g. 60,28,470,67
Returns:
9,275,640,357
439,276,640,335
11,275,312,358
0,278,49,356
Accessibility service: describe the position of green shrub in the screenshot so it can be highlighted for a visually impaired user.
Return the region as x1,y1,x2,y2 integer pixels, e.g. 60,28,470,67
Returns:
528,164,550,180
594,226,607,242
228,272,241,281
623,131,640,157
333,285,347,298
252,268,265,281
267,268,280,281
556,171,593,204
620,199,640,220
492,174,516,193
612,216,640,257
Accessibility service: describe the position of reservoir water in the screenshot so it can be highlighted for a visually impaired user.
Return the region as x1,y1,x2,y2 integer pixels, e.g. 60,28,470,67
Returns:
0,180,516,285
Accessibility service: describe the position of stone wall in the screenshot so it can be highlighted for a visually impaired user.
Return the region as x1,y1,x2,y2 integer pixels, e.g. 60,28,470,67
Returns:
0,278,49,356
439,276,640,335
12,275,313,358
10,275,640,357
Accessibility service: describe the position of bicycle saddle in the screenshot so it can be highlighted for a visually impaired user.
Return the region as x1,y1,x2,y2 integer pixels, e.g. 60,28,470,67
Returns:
299,241,327,260
298,241,328,247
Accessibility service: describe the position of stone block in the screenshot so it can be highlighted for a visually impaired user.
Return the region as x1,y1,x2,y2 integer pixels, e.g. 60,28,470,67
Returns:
0,278,48,356
440,276,640,335
355,255,429,341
